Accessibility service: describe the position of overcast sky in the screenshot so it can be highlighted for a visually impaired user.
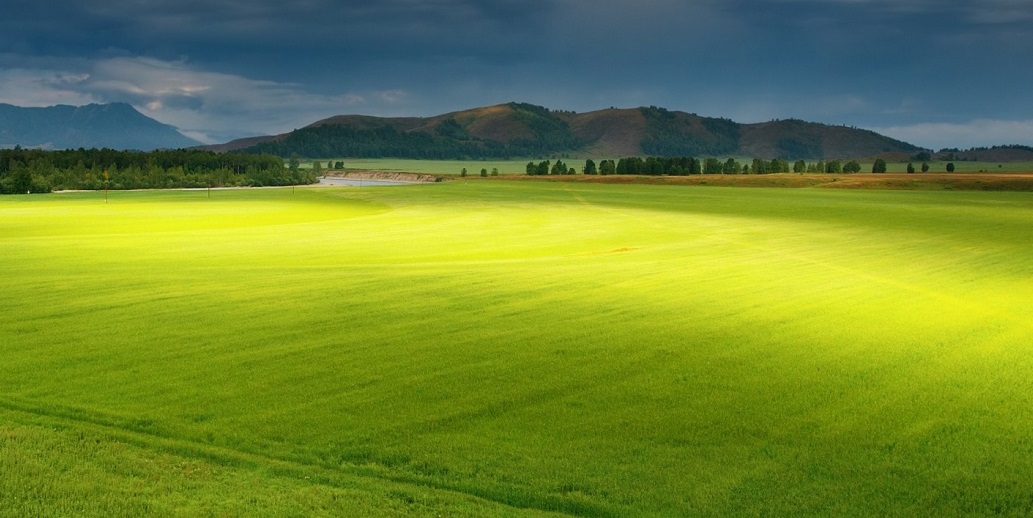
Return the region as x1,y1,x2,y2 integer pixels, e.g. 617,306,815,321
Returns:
3,0,1032,149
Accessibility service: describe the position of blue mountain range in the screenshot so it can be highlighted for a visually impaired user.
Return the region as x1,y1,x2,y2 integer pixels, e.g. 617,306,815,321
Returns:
0,102,200,150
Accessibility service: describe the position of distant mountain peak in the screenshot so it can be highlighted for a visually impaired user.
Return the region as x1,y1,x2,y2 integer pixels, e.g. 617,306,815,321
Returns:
0,102,201,150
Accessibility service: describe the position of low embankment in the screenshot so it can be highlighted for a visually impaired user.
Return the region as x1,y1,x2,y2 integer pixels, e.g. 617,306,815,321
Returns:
324,170,442,183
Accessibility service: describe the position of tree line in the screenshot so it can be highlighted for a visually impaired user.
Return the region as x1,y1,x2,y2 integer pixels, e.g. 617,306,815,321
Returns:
0,147,313,194
526,157,948,176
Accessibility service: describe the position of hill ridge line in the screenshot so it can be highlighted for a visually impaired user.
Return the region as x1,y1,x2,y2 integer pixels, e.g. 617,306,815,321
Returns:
204,102,925,160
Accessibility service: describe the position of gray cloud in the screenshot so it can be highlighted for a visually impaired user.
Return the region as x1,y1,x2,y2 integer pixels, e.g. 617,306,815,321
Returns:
2,0,1033,147
0,55,413,143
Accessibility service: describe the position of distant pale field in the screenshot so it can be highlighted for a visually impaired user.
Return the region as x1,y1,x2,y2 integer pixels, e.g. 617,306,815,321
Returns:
304,158,1033,175
869,161,1033,174
308,158,551,175
3,183,1033,516
899,160,1033,173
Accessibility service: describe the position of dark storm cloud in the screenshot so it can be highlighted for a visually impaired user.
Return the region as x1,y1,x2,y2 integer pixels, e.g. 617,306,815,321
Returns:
3,0,1033,148
4,0,551,56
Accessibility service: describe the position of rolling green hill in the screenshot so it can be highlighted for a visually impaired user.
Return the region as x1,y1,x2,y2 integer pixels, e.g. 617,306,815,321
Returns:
212,103,922,160
739,118,921,160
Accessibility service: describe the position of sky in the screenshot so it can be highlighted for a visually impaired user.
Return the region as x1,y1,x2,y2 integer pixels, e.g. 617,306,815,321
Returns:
2,0,1032,149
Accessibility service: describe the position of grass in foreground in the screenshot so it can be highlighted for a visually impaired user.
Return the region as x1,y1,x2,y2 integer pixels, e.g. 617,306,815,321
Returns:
3,183,1033,516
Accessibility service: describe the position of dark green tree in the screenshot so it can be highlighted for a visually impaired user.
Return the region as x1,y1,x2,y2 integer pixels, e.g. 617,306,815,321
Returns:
7,166,33,194
946,162,956,172
690,157,702,174
537,161,550,176
843,160,861,173
583,159,597,175
793,160,806,173
906,163,915,174
751,158,768,174
921,162,930,173
770,159,790,173
551,159,568,175
480,168,487,177
872,158,887,173
617,157,645,174
723,158,740,174
704,158,722,174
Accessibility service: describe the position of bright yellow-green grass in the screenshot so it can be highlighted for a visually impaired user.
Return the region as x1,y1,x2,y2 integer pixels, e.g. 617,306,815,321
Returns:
3,183,1033,516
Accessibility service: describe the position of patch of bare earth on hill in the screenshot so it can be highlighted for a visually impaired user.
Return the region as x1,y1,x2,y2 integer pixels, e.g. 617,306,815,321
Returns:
488,173,1033,191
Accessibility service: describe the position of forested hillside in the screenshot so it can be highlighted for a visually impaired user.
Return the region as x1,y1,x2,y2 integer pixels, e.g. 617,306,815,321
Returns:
222,103,925,160
739,119,921,159
242,103,583,159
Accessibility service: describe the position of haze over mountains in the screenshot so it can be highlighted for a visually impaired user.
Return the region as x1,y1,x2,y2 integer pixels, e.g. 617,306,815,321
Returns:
0,103,200,151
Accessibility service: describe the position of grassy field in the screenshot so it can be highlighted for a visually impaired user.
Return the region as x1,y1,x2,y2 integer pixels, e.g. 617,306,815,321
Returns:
306,158,1033,176
3,182,1033,516
883,161,1033,174
308,158,548,175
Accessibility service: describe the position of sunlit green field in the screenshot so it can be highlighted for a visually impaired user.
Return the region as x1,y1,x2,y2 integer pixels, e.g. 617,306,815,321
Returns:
3,182,1033,516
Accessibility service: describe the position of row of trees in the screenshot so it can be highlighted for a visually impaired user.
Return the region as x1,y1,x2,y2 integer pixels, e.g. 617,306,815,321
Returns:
0,148,314,194
526,159,578,176
460,167,500,177
525,157,954,176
